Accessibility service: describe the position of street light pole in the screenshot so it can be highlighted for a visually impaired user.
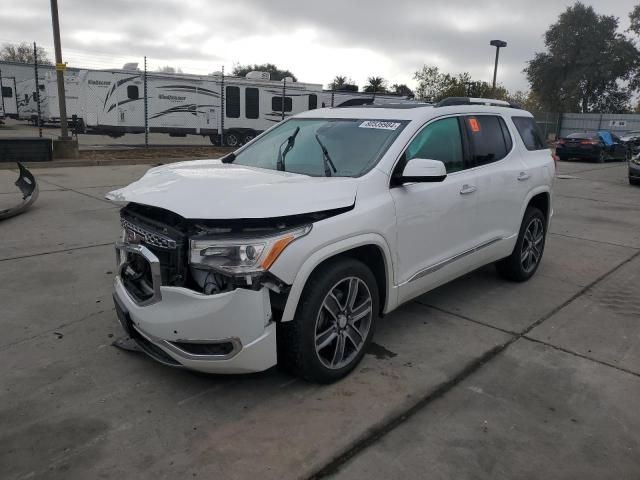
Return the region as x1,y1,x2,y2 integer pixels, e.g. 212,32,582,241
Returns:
490,39,507,94
50,0,69,140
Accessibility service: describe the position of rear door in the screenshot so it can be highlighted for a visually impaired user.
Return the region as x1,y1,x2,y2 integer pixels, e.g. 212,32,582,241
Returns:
466,114,529,246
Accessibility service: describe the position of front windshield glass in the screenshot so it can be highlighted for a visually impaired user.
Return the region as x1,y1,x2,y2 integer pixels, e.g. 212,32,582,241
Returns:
232,118,408,177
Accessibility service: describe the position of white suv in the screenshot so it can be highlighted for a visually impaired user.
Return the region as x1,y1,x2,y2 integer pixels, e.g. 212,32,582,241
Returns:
107,98,554,383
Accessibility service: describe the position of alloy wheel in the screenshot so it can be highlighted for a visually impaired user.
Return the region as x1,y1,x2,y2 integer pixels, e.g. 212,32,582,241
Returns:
314,277,373,370
521,217,544,273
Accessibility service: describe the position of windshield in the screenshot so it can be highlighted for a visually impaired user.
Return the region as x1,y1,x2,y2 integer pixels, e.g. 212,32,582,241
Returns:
232,118,408,177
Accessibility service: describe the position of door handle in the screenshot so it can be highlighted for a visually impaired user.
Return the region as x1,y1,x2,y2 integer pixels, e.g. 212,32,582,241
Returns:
459,184,477,195
517,172,530,181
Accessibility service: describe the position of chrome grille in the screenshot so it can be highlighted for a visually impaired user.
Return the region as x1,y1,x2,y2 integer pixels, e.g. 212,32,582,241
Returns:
121,218,177,250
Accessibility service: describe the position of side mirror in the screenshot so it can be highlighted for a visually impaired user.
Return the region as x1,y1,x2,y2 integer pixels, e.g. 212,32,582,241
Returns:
397,158,447,184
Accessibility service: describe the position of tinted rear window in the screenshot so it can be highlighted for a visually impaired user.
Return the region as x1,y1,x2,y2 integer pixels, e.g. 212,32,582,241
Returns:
465,115,511,167
512,117,546,150
226,86,240,118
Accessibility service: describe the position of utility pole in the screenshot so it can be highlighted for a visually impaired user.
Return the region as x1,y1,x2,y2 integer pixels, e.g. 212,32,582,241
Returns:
144,56,148,148
34,43,42,138
490,40,507,94
50,0,69,139
0,68,5,116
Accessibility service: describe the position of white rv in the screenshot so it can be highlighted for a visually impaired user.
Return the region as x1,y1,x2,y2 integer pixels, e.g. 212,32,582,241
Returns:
11,67,416,145
15,72,82,125
1,76,19,119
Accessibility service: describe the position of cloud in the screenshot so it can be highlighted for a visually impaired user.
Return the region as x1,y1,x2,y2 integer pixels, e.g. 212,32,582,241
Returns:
1,0,637,91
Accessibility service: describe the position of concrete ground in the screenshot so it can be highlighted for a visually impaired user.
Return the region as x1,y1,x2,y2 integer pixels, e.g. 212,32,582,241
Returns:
0,160,638,480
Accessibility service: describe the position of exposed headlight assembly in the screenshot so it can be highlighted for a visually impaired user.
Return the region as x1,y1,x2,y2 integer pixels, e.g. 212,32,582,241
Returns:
189,225,312,276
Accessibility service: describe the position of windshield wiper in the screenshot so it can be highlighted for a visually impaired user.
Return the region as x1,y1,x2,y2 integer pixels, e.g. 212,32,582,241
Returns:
315,134,337,177
277,126,300,171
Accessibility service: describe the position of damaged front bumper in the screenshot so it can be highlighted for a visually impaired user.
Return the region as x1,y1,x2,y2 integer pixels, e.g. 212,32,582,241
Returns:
0,163,39,221
113,243,277,374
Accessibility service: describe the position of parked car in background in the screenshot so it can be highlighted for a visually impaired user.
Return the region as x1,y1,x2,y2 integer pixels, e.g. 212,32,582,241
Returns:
107,97,555,383
556,131,629,162
629,152,640,185
620,131,640,157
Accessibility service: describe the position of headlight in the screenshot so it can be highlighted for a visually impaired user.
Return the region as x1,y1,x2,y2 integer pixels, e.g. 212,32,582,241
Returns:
189,225,312,275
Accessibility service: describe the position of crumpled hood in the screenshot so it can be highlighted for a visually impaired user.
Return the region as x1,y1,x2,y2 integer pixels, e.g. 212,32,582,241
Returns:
105,159,358,219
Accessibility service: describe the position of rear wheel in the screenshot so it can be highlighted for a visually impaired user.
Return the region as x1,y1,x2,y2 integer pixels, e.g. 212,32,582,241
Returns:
277,258,378,383
224,131,240,148
243,132,256,144
630,177,640,186
496,207,546,282
596,150,606,163
558,154,569,161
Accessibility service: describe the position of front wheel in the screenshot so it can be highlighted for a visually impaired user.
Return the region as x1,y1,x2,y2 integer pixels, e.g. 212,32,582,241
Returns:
496,207,546,282
597,150,606,163
277,258,379,383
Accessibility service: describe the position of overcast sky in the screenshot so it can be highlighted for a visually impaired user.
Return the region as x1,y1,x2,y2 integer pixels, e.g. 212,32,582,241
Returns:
1,0,638,92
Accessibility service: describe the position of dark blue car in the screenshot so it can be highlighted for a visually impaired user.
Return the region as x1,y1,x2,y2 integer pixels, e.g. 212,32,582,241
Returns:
556,131,630,163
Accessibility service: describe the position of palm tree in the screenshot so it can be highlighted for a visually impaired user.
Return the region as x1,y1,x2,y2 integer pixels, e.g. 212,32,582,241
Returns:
331,75,347,90
364,76,388,97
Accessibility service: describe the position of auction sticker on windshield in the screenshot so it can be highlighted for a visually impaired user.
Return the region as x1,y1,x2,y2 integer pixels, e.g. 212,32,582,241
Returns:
359,121,401,130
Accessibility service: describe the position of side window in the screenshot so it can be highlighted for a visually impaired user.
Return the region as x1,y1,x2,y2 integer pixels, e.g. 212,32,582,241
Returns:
127,85,139,100
226,86,240,118
2,86,13,98
464,115,510,166
512,116,546,150
404,117,465,173
245,87,259,119
272,96,292,112
308,94,317,110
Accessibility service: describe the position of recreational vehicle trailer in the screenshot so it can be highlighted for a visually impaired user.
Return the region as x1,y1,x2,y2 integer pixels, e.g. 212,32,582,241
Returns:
16,72,82,125
0,76,19,119
81,70,415,145
8,65,416,144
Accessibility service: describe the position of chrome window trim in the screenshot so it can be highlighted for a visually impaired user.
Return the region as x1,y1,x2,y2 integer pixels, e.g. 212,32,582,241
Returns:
115,241,163,306
399,236,505,286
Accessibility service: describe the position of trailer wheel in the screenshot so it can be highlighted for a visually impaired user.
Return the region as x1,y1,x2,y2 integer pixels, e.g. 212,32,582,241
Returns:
209,135,221,146
243,132,256,144
224,131,240,148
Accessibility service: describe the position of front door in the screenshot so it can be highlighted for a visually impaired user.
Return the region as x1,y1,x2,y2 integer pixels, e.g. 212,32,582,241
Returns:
391,116,480,304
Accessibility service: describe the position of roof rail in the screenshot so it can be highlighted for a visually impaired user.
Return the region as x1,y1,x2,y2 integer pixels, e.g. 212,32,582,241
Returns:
434,97,521,109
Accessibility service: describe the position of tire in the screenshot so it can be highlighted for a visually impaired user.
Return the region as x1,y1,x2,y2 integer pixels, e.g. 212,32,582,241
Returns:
243,132,256,144
630,177,640,186
559,155,568,161
496,207,546,282
209,134,221,146
625,149,632,162
596,150,606,163
224,131,240,148
277,258,379,383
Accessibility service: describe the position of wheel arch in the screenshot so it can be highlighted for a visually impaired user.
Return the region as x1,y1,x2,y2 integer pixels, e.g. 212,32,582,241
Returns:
521,187,552,228
279,234,396,323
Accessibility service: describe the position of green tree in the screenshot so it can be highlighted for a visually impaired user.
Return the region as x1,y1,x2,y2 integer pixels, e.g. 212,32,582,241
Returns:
506,90,543,112
525,2,638,113
391,83,414,96
363,76,388,94
329,75,358,91
232,63,297,81
413,65,506,102
0,42,52,65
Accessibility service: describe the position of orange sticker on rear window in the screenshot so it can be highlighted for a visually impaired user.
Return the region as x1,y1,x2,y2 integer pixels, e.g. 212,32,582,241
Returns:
468,118,480,133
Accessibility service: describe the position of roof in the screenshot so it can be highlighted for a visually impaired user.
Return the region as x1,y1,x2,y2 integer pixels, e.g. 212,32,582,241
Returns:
296,101,530,122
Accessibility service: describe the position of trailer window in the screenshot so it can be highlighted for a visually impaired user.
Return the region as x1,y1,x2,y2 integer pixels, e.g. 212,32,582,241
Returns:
272,96,292,112
127,85,139,100
226,86,240,118
2,86,13,98
309,94,317,110
245,88,259,119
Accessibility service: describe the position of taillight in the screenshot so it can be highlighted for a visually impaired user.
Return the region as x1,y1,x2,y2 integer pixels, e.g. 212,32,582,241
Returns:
580,139,599,145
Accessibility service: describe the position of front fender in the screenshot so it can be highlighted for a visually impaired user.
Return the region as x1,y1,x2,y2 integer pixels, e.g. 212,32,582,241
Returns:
278,233,397,323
